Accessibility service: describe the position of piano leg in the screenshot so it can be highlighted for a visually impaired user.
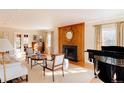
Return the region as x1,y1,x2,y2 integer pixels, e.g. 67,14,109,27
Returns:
93,59,98,78
110,59,117,83
111,66,117,82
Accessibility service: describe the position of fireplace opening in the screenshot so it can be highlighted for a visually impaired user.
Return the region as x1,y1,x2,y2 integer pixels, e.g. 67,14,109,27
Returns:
63,45,78,62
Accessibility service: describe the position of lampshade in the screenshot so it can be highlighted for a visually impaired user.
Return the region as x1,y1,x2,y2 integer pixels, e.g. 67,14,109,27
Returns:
0,39,13,52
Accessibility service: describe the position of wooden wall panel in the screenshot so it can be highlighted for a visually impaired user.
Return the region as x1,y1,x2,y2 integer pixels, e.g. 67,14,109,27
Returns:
58,23,85,66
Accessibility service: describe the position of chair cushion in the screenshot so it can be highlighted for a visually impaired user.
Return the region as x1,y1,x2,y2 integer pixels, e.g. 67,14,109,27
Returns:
54,55,64,65
46,60,63,70
45,54,64,70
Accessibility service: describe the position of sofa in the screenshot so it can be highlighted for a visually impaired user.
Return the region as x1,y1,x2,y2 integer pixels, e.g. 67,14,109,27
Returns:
0,54,28,83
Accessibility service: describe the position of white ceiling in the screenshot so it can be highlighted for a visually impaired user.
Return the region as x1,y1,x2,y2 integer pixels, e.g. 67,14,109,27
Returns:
0,9,124,30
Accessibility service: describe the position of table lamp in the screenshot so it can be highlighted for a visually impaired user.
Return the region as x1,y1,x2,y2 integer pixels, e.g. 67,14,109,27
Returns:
0,39,13,82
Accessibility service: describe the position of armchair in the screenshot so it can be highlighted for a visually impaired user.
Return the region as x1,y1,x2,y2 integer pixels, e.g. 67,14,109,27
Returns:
0,55,28,83
25,47,35,63
44,54,65,82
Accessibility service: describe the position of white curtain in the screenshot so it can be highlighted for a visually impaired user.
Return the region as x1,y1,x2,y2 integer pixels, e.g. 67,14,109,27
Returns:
45,32,52,54
94,25,102,50
116,22,124,46
51,31,54,53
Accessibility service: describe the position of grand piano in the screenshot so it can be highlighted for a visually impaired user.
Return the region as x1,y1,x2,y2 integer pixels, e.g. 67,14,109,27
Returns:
87,46,124,83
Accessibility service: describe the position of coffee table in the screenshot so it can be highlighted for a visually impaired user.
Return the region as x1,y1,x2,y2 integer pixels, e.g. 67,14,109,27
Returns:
30,55,47,69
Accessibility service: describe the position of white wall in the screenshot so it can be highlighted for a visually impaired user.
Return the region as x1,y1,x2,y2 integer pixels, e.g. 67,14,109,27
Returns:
52,28,58,53
85,23,95,50
85,23,95,63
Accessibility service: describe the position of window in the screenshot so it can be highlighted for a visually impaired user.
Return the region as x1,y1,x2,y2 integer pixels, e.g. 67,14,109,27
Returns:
102,24,116,46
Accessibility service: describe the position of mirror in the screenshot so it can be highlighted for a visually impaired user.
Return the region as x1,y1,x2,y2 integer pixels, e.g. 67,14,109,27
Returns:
66,31,73,40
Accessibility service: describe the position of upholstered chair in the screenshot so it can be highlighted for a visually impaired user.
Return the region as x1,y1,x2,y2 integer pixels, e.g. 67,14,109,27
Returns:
44,54,65,82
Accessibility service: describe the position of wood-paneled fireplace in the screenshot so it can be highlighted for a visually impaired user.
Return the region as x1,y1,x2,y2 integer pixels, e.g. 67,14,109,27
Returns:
58,23,85,66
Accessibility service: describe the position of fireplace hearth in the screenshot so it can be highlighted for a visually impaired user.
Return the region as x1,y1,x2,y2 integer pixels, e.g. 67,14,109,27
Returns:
63,45,78,62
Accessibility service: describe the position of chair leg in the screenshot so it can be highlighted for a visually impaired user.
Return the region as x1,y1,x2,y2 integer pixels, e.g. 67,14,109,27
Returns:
52,71,54,82
28,58,29,64
62,67,64,77
43,67,45,76
26,75,28,82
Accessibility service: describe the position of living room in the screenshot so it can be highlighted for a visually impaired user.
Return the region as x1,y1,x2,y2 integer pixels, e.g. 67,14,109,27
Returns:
1,9,124,83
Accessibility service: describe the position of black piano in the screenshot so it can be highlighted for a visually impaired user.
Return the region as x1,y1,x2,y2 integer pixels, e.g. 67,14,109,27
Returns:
87,46,124,83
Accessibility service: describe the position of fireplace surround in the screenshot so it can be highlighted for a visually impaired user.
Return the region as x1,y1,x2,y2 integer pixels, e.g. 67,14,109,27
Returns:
59,23,84,66
63,45,78,62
